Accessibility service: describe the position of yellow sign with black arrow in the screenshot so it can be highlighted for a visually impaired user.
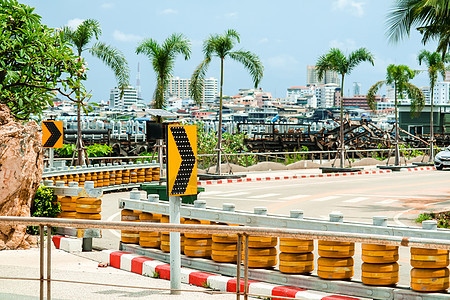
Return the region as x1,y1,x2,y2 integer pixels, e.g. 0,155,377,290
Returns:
167,125,197,197
42,121,63,148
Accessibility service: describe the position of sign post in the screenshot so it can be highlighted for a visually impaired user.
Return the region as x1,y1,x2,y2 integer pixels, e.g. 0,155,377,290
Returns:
42,121,64,168
166,125,197,294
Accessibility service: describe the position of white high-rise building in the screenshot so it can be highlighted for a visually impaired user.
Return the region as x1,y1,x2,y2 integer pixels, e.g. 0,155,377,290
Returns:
109,86,138,108
165,76,218,103
432,81,450,105
316,83,339,107
421,87,431,105
307,65,340,86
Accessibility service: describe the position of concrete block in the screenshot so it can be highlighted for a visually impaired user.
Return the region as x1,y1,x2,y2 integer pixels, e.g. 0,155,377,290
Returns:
248,282,276,297
59,237,82,252
207,276,229,291
120,254,139,272
101,250,114,264
142,260,166,277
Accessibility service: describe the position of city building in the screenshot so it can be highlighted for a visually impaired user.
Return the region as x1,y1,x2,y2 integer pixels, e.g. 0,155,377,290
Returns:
307,65,340,86
165,76,218,103
316,83,339,107
339,95,384,111
421,87,431,105
432,81,450,105
353,82,361,96
109,86,138,108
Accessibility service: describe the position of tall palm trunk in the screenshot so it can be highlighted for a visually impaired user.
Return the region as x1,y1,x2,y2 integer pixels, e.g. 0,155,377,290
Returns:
339,74,345,168
76,52,83,166
394,84,400,166
216,57,224,175
429,87,435,162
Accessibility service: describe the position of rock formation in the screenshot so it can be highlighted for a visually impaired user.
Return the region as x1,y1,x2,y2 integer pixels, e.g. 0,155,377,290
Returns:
0,104,43,249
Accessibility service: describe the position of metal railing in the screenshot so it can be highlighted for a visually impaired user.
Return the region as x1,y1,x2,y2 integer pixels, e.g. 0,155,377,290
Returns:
1,216,449,300
1,216,450,300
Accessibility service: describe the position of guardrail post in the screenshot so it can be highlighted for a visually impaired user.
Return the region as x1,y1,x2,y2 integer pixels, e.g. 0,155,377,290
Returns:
169,195,181,295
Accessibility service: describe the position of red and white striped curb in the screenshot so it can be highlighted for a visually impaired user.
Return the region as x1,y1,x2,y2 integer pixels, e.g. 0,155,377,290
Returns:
198,169,393,186
101,250,363,300
52,235,82,252
402,166,436,172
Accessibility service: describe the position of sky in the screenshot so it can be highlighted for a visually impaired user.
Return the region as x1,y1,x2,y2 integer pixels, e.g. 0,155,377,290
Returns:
23,0,438,103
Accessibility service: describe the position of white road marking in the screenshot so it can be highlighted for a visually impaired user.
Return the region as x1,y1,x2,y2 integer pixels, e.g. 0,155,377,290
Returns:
311,196,341,202
216,192,250,197
342,197,369,203
393,208,414,226
376,199,398,204
200,191,223,196
248,193,280,199
107,211,122,238
338,193,429,199
279,195,310,200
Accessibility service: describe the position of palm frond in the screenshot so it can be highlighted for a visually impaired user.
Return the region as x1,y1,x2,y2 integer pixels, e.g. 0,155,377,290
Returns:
406,82,425,117
347,48,375,73
136,38,160,59
90,42,130,88
189,57,211,105
315,54,333,81
163,33,191,60
228,50,264,88
367,81,385,111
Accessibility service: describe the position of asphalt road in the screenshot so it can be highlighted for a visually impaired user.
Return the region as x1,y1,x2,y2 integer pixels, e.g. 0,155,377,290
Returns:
198,169,450,226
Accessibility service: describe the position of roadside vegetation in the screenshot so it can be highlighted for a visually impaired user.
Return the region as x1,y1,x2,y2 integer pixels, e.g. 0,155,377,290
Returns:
416,212,450,229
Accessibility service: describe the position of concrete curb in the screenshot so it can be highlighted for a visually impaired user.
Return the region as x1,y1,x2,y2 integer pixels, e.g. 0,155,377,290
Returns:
52,235,82,252
197,169,393,186
101,250,363,300
197,166,436,186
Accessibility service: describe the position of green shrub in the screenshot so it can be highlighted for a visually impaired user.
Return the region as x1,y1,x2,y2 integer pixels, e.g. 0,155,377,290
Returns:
136,151,156,163
86,144,113,157
27,186,61,235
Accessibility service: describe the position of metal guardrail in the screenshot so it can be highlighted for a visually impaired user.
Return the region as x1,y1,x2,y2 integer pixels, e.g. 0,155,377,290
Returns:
1,216,450,300
119,198,450,244
118,195,450,299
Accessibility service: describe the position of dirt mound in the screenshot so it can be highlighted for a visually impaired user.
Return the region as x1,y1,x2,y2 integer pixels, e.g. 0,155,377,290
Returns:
247,162,288,172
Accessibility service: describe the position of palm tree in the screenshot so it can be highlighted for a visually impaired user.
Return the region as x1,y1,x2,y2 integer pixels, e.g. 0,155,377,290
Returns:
418,50,449,162
136,34,191,178
367,64,425,166
387,0,450,57
136,33,191,110
316,48,374,168
190,29,263,174
62,19,130,165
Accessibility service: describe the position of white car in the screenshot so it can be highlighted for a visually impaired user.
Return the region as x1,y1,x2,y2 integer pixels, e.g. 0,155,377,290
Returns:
435,146,450,170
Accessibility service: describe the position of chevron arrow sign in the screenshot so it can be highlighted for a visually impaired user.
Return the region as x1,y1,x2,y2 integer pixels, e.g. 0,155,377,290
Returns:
167,125,197,197
42,121,63,148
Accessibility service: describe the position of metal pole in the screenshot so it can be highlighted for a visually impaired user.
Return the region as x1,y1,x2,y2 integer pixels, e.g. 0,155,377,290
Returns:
169,196,181,294
47,226,52,300
243,234,249,300
236,234,241,300
49,148,54,169
39,225,44,300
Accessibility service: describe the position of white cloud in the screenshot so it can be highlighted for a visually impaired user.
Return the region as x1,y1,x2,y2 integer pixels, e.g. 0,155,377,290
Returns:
225,12,238,18
66,18,84,30
160,8,178,15
267,55,298,69
101,3,115,9
332,0,365,17
329,39,357,51
113,30,143,43
259,38,269,44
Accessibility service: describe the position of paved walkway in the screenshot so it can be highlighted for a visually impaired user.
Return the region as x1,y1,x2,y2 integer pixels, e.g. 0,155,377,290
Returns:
0,248,235,300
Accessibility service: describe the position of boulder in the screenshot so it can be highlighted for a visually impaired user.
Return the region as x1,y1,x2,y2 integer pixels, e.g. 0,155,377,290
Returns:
0,104,43,250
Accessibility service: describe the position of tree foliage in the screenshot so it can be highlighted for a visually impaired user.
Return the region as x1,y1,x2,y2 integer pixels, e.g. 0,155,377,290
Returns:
27,186,60,235
136,33,191,109
367,64,425,117
387,0,450,57
0,0,86,120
